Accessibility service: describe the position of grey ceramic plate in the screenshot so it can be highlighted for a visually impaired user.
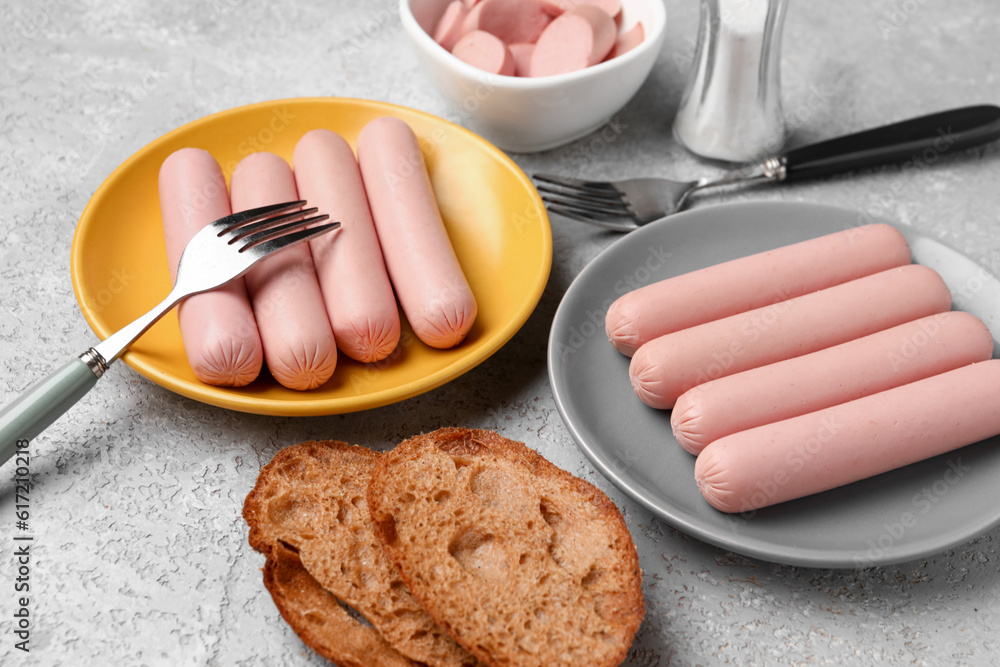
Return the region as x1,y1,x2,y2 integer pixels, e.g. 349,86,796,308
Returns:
548,201,1000,568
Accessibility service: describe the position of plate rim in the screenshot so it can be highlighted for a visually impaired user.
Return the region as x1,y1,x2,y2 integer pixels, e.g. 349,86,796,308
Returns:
70,96,552,416
547,199,1000,568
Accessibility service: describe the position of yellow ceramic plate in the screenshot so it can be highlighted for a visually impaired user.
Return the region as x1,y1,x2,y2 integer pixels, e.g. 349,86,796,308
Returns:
71,98,551,416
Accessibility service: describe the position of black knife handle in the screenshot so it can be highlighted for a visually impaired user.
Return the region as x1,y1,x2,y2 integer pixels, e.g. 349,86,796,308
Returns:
781,105,1000,182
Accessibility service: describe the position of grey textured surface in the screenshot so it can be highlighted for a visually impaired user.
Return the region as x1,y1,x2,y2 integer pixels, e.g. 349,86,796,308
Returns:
1,1,999,665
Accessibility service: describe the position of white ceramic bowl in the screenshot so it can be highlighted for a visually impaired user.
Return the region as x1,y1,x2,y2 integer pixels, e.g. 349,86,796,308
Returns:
400,0,668,153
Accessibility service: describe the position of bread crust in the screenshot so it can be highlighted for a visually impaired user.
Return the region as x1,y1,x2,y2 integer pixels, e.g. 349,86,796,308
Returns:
367,428,645,667
243,440,480,667
262,543,419,667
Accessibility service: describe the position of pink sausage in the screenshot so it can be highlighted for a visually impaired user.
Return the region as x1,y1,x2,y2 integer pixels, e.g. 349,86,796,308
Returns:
607,224,912,357
529,5,616,76
508,42,535,77
158,148,263,387
629,264,952,410
292,130,401,363
474,0,553,44
452,30,516,76
538,0,621,18
229,152,337,391
537,0,563,14
695,360,1000,514
356,117,477,349
607,22,644,59
461,2,485,33
672,311,994,454
434,1,469,51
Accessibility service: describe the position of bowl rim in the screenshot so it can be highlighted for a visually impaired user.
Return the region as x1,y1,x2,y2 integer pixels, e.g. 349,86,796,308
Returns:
399,0,668,89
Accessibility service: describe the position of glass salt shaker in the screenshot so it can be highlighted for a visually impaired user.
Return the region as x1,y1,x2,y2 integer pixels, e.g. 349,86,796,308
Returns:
673,0,789,163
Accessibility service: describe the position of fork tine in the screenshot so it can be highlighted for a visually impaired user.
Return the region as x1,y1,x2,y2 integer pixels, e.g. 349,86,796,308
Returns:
546,206,638,232
223,207,321,244
238,214,332,250
544,199,634,221
535,183,626,206
242,222,341,257
533,173,620,194
211,200,307,234
540,192,632,216
542,197,634,220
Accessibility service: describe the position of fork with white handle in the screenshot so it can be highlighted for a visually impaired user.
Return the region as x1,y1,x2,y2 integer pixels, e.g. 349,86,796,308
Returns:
536,105,1000,231
0,201,339,465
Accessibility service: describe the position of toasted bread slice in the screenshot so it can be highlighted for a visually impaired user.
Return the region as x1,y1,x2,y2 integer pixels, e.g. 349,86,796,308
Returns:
263,543,419,667
243,441,480,667
368,428,645,667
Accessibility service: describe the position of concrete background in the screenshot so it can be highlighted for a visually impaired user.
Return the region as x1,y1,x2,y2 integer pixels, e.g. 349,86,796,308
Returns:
1,0,999,665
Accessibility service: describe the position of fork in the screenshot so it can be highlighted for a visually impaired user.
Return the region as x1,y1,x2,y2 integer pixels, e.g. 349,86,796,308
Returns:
0,201,339,465
536,104,1000,232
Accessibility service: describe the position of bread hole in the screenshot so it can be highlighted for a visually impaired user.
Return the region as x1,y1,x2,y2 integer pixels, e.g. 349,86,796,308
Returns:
411,630,427,640
388,583,410,609
350,494,364,509
379,516,398,545
581,565,602,588
517,636,541,655
540,499,572,569
518,553,528,566
398,492,416,504
547,541,566,569
448,529,493,560
433,490,452,504
448,529,504,578
452,455,473,469
276,539,300,554
266,493,318,540
347,543,374,577
336,501,351,525
539,499,561,530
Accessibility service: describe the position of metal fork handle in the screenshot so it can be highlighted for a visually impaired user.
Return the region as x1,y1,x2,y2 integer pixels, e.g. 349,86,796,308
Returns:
0,353,103,466
0,286,183,467
685,157,786,205
92,287,183,366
